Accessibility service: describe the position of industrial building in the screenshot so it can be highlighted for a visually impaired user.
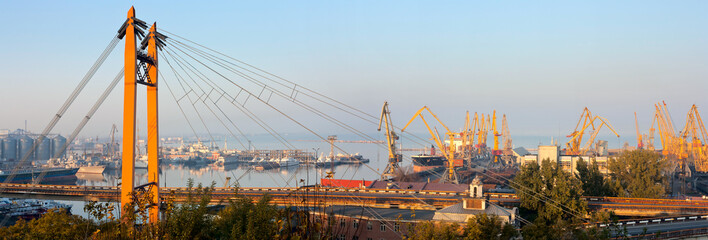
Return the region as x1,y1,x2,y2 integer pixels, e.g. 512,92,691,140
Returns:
515,144,610,175
0,130,67,161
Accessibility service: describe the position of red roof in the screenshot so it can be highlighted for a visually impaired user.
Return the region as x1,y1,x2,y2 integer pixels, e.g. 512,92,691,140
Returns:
321,179,372,188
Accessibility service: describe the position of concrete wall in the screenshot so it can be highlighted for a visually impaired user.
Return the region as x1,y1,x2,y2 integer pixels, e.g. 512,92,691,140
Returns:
538,145,559,163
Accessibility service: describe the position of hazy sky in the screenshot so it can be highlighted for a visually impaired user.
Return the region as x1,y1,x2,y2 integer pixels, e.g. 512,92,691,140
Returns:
0,1,706,148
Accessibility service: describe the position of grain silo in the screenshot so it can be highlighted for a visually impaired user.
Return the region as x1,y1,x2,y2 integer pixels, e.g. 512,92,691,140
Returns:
2,137,17,161
18,135,34,160
35,137,51,160
51,135,67,159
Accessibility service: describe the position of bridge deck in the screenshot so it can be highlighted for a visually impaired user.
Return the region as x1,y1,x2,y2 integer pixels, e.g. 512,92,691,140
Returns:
3,183,708,215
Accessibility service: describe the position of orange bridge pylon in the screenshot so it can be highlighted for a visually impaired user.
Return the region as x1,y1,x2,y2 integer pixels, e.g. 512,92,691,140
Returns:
118,6,165,223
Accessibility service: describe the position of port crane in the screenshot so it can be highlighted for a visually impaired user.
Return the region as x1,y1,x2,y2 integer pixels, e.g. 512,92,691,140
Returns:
402,106,459,184
378,102,402,180
108,124,118,160
502,114,512,155
680,104,708,172
579,116,619,155
476,113,490,150
650,102,679,158
635,112,643,149
566,108,619,155
566,108,596,155
460,111,474,162
500,114,516,167
492,111,501,162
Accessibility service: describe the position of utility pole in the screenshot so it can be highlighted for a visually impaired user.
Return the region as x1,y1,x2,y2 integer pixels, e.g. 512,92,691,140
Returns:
327,135,336,178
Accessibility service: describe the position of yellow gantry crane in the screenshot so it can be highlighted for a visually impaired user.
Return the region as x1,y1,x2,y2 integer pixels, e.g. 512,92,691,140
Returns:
476,113,490,151
492,111,501,162
459,111,475,163
650,102,679,158
566,107,620,156
566,107,595,155
635,112,643,149
402,106,459,184
580,116,620,155
378,102,402,180
680,104,708,172
502,114,512,155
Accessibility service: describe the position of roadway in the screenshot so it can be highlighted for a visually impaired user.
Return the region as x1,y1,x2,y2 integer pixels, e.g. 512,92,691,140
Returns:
4,183,708,216
0,183,464,209
603,216,708,237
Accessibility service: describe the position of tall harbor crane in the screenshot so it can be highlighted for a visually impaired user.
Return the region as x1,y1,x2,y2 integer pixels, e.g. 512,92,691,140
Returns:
492,111,501,162
566,107,595,155
635,112,644,149
402,106,459,184
566,107,619,155
108,124,118,160
650,102,678,158
502,114,512,154
680,104,708,172
378,102,402,180
579,116,620,155
460,111,474,166
500,114,515,167
476,113,490,153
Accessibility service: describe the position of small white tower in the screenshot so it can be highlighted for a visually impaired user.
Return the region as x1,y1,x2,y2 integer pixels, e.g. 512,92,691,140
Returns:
464,175,486,210
470,175,483,198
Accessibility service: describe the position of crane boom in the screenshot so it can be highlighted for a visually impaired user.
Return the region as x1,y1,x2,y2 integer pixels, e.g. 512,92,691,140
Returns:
502,114,512,154
579,116,620,155
378,102,401,180
682,104,708,172
492,110,501,162
401,106,458,183
566,108,619,155
566,107,595,155
635,112,643,149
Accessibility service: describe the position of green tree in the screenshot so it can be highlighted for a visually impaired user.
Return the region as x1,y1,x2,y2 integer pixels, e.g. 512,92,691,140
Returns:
162,180,217,239
576,158,611,197
463,213,518,240
405,221,460,240
514,159,587,224
0,209,97,240
520,219,565,240
514,159,588,240
607,150,667,198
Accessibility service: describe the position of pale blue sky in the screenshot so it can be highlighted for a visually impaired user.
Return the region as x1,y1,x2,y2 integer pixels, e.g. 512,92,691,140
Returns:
0,1,706,147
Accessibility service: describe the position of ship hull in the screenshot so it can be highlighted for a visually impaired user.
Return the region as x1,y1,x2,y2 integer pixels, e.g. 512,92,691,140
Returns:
78,166,106,174
0,168,79,183
411,155,446,173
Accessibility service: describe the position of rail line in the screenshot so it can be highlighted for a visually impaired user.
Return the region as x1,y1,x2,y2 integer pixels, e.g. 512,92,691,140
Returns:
4,183,708,214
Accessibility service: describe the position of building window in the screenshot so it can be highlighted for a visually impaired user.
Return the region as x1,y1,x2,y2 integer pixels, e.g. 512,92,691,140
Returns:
352,236,359,240
394,222,400,232
338,234,346,240
367,221,372,231
353,219,359,229
366,238,372,240
340,218,346,228
380,222,386,232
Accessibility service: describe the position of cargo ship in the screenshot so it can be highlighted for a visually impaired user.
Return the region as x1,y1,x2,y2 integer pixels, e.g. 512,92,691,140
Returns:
411,146,446,172
411,155,446,172
0,168,79,183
